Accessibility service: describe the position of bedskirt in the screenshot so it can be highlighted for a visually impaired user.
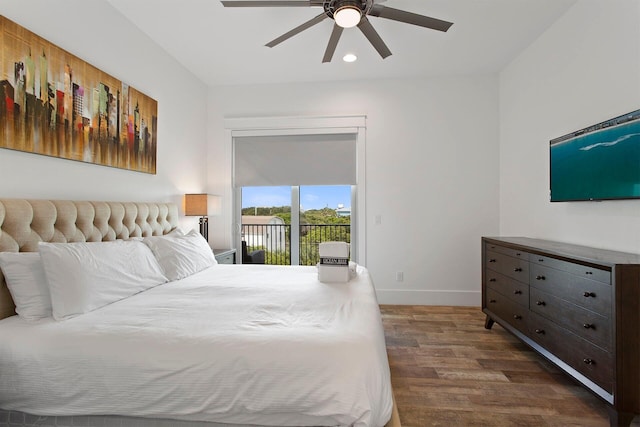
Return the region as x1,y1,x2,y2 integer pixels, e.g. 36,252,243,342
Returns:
0,409,265,427
1,401,402,427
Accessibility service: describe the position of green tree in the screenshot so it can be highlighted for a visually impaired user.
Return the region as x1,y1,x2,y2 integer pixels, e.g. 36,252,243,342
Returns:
242,206,291,216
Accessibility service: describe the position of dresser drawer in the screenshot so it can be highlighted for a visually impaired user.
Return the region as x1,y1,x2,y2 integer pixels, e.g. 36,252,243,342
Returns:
485,250,530,284
530,264,611,316
531,255,610,284
528,311,613,392
485,288,529,333
482,236,640,422
530,287,611,351
484,243,530,261
485,270,529,307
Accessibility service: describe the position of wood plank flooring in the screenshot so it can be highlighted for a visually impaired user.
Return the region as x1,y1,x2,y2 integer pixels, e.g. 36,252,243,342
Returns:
380,305,640,427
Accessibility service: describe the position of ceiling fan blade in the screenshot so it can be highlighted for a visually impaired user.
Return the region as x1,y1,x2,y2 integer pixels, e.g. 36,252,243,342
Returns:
221,1,314,7
322,24,344,63
265,13,328,48
369,5,453,32
357,16,392,59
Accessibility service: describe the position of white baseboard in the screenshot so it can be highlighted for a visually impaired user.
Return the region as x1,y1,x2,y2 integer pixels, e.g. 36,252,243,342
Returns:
375,289,481,306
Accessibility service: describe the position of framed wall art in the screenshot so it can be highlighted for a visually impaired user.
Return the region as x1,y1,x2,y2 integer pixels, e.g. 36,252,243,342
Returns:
0,15,158,174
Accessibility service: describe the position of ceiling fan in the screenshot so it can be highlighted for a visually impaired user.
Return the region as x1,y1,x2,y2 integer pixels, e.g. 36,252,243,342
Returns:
220,0,453,63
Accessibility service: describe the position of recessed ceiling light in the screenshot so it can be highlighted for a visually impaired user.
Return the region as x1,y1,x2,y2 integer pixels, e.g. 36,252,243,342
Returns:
343,53,357,63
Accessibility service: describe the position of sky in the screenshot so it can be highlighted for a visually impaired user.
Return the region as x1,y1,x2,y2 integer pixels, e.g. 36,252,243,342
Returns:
242,186,351,211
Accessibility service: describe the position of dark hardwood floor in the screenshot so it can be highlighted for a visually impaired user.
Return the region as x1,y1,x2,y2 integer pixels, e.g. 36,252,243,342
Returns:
380,305,640,427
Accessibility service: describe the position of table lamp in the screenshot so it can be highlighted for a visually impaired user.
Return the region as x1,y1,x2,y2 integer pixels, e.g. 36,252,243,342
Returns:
184,194,220,241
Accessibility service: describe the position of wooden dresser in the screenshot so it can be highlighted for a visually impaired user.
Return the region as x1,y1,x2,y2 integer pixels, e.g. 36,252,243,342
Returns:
482,237,640,427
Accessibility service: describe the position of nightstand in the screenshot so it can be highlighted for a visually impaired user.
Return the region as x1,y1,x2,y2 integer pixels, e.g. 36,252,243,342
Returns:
213,248,236,264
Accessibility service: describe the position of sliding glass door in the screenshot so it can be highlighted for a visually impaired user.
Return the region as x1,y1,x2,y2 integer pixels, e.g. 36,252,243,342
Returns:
239,185,353,265
240,186,291,265
234,131,358,265
298,185,351,265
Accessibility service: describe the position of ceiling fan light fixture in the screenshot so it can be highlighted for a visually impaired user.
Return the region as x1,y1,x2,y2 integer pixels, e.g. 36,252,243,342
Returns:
221,0,454,62
334,5,361,29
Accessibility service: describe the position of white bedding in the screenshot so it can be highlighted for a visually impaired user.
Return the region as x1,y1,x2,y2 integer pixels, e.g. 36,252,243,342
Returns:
0,264,392,427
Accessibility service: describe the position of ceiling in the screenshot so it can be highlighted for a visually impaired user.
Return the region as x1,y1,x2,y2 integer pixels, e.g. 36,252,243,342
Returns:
106,0,577,87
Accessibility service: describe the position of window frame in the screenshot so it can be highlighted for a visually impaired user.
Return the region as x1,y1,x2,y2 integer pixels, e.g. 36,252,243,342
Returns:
224,115,367,265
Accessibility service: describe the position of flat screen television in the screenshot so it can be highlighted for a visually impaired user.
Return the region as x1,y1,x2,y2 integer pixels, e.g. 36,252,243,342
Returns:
550,108,640,202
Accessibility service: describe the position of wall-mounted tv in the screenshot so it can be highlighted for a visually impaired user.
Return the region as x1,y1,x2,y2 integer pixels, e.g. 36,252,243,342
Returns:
550,108,640,202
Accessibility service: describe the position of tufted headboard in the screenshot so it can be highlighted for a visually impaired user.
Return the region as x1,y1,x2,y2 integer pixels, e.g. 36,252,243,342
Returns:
0,199,179,320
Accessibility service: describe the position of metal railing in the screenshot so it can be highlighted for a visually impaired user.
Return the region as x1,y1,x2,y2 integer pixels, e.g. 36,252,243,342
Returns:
241,223,290,265
299,224,351,266
241,223,350,266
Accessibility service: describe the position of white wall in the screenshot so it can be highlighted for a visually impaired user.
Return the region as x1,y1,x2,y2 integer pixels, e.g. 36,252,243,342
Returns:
500,1,640,253
0,0,208,230
10,1,632,307
208,76,500,305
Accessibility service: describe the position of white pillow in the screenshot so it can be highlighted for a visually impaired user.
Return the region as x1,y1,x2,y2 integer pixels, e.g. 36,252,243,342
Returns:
38,240,168,321
0,252,52,321
143,229,217,281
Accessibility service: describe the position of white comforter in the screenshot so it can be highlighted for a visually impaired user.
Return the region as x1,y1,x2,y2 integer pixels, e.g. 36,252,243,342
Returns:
0,264,393,427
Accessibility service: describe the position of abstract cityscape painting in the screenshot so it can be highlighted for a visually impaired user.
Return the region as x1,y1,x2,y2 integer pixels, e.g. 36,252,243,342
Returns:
0,16,157,174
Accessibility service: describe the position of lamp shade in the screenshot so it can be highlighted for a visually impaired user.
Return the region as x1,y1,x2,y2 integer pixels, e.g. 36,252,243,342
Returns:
185,194,221,216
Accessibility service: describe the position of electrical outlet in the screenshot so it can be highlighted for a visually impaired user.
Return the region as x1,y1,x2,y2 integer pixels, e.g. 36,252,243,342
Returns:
375,215,382,225
396,271,404,282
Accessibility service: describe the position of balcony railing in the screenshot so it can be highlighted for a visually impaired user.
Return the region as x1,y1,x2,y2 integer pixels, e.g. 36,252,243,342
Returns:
241,223,350,266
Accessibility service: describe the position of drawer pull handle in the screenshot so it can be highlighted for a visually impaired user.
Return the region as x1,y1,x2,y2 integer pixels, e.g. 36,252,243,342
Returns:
489,278,497,282
513,315,522,320
583,358,595,365
583,323,594,329
585,271,593,275
536,301,545,306
514,268,523,272
536,275,546,280
538,258,544,262
534,329,545,334
489,259,497,263
583,291,596,298
516,253,521,256
513,290,522,295
489,299,496,303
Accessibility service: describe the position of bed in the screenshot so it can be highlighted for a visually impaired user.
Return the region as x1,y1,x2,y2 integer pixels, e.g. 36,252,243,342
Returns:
0,199,398,427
